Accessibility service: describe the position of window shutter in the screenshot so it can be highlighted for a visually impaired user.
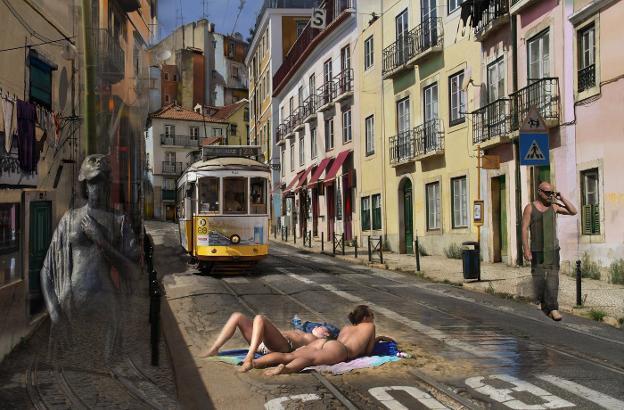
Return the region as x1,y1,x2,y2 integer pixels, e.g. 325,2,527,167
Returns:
592,204,600,234
582,205,592,235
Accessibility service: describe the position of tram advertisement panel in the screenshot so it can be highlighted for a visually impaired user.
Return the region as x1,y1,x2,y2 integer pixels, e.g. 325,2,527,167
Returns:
195,216,267,246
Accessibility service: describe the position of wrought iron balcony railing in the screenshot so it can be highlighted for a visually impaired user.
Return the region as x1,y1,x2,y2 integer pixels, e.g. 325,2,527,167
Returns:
382,18,443,76
302,94,317,119
317,82,336,108
578,64,596,92
292,107,304,129
471,98,512,144
389,130,416,164
414,119,444,157
276,124,287,144
474,0,509,38
162,161,183,175
160,134,200,147
90,28,125,82
334,68,353,96
510,77,560,129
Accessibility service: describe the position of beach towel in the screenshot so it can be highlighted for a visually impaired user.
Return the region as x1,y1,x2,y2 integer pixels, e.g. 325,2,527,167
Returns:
304,355,400,375
204,349,263,365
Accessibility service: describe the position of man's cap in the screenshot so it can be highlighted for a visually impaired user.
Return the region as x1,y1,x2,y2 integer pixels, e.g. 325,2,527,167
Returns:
79,154,111,182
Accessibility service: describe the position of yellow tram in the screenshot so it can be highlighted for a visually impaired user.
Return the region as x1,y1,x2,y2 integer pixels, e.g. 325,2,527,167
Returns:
177,146,271,272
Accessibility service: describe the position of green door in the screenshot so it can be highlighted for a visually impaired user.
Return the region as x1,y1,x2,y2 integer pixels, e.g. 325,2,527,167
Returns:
499,177,508,258
403,180,414,254
29,201,52,315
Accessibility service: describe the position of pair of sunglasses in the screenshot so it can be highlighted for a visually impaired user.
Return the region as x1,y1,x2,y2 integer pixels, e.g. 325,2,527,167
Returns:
539,188,556,196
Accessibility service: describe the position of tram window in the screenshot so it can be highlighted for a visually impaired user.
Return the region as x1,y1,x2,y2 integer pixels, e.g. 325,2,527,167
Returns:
224,177,248,214
199,177,220,213
177,187,185,218
250,178,267,214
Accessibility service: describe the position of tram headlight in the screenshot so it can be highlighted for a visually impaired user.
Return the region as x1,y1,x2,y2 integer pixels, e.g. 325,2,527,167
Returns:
230,234,241,245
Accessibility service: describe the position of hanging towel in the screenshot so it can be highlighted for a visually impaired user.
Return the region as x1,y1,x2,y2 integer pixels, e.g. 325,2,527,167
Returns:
17,100,37,174
2,97,15,153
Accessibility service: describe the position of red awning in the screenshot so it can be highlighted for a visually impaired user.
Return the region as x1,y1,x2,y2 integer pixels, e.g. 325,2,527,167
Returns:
308,157,333,186
286,171,304,191
324,150,352,182
295,165,315,189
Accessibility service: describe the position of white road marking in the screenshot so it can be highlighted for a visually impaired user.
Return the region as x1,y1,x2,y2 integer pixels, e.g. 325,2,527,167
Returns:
265,393,320,410
221,277,249,284
465,374,575,409
369,386,449,409
279,268,496,359
537,374,624,410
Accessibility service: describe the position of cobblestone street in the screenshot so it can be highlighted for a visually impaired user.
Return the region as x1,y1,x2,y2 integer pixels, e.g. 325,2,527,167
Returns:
0,284,178,409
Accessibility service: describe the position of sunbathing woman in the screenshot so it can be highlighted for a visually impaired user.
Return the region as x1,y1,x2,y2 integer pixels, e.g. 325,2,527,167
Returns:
199,312,331,372
252,305,377,376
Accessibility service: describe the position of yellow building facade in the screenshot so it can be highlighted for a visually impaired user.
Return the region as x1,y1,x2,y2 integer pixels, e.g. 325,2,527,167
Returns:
379,0,482,256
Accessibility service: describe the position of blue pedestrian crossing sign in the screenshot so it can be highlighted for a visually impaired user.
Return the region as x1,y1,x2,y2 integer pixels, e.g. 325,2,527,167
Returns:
519,107,550,166
520,133,549,166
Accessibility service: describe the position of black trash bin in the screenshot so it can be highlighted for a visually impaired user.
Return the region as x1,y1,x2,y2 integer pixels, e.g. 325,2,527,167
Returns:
462,241,481,281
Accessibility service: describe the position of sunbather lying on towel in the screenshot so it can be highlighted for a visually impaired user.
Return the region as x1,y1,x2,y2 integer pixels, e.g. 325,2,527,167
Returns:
252,305,384,376
199,312,332,372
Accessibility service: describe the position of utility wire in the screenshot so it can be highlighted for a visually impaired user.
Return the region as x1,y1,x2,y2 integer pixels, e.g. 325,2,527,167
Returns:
0,37,74,53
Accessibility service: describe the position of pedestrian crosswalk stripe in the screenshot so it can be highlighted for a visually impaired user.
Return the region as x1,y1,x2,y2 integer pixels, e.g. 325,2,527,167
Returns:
525,140,545,160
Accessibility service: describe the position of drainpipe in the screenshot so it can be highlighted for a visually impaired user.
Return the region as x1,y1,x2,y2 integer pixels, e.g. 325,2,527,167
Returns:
81,0,96,154
511,13,523,266
380,0,388,246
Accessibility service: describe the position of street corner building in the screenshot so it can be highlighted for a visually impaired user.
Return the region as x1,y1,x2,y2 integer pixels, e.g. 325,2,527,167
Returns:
0,0,157,361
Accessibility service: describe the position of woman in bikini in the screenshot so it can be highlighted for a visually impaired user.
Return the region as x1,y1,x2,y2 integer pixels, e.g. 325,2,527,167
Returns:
252,305,377,376
199,312,330,372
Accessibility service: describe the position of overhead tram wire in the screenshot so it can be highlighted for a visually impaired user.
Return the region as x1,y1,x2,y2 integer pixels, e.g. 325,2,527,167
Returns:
0,37,75,53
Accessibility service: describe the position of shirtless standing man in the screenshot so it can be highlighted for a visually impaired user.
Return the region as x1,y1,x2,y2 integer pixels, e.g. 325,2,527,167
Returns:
253,305,378,376
522,181,577,321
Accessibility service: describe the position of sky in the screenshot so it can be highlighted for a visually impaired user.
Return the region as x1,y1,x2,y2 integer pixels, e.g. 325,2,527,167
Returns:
157,0,265,42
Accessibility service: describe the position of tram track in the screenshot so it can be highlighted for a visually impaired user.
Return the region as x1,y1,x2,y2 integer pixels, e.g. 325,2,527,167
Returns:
218,270,477,409
269,248,624,380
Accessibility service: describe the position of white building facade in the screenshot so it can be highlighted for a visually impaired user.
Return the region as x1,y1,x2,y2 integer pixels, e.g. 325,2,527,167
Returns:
146,104,228,220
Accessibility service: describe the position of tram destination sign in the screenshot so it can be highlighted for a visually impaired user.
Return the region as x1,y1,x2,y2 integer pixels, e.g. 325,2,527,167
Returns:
201,145,262,159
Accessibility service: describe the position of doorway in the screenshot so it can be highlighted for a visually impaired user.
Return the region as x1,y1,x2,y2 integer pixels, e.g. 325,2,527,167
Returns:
165,204,176,221
312,188,319,236
326,184,335,238
401,179,414,254
29,201,52,316
491,176,508,263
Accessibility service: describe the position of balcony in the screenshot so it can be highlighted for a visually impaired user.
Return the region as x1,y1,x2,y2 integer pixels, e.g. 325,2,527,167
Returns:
160,134,200,147
285,115,296,139
293,107,305,131
90,28,125,83
578,64,596,93
317,82,336,111
276,124,287,146
162,189,177,201
510,77,560,130
389,130,416,165
273,0,354,95
334,68,353,103
116,0,141,12
382,18,443,79
510,0,539,14
474,0,510,41
414,119,444,159
162,161,183,175
471,98,513,147
302,94,317,122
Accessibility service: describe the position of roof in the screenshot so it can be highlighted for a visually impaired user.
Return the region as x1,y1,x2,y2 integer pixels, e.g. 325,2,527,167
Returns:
203,100,248,120
150,104,228,123
187,157,270,172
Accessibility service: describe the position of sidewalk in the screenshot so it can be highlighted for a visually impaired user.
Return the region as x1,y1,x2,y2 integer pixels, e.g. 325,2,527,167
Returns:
270,236,624,327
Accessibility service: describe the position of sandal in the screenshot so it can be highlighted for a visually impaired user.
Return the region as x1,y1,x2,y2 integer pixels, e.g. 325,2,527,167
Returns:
548,310,562,321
